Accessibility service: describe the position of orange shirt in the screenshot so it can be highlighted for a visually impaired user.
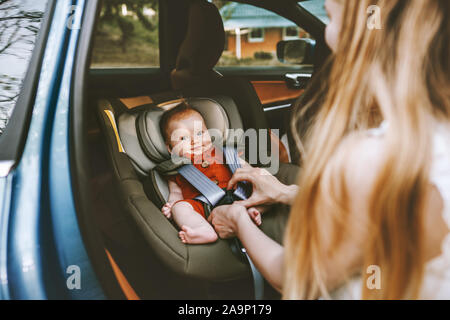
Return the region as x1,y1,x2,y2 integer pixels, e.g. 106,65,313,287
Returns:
169,148,232,200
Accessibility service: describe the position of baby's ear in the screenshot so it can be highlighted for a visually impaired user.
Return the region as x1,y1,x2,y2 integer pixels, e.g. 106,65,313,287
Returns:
166,143,172,153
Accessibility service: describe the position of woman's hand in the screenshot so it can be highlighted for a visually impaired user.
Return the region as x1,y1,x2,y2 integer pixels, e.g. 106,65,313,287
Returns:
227,166,298,207
208,204,251,239
209,202,285,292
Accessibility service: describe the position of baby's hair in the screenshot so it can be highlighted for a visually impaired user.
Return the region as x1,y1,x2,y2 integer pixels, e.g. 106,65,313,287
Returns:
159,100,201,143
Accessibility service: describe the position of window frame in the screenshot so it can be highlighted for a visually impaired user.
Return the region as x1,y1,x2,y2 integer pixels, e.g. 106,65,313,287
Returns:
0,0,55,165
247,28,265,43
283,26,300,41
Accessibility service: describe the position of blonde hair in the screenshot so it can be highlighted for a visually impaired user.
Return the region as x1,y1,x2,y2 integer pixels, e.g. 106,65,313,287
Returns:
284,0,450,299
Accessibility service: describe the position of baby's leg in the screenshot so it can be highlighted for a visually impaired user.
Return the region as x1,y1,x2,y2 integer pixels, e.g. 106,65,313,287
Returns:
171,201,218,244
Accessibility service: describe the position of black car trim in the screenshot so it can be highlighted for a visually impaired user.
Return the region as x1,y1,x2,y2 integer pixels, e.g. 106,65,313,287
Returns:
0,0,56,164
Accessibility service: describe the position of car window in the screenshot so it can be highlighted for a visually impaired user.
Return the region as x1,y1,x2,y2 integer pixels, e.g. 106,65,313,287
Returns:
213,0,314,67
0,0,49,136
90,0,160,68
298,0,329,24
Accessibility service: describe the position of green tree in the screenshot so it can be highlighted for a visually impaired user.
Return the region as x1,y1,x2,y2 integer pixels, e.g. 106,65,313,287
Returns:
0,0,44,134
99,0,158,53
212,0,228,10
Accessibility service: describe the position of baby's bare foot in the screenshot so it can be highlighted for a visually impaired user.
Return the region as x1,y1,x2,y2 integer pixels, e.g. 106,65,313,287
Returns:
179,225,218,244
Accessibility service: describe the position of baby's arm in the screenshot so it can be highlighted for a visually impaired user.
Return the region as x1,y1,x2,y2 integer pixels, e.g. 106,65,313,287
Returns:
247,207,262,226
162,179,184,219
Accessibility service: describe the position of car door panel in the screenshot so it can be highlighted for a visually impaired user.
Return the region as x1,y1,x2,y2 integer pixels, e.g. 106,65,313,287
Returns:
0,0,107,300
251,80,304,105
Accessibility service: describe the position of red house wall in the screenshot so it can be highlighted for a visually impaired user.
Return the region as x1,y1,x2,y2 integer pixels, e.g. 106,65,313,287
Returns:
226,28,282,59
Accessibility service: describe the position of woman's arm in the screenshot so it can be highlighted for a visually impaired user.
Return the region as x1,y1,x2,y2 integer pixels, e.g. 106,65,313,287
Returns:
209,204,284,291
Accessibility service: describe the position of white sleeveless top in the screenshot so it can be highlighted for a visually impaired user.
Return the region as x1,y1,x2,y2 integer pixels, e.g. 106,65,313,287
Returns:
331,121,450,299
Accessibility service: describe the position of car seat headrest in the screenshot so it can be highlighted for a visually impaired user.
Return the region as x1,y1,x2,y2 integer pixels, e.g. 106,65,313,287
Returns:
116,96,244,176
171,0,225,90
136,98,231,164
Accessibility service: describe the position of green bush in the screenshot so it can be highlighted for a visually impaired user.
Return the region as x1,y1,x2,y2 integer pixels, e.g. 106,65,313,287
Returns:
254,51,273,60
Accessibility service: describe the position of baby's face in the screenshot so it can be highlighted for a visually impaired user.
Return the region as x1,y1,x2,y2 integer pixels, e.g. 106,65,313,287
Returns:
166,112,213,158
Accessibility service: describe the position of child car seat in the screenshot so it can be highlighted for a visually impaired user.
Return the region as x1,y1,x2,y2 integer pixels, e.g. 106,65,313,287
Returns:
95,0,300,292
98,95,266,282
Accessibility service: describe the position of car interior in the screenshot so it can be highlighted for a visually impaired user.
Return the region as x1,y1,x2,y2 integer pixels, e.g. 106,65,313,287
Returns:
70,0,331,299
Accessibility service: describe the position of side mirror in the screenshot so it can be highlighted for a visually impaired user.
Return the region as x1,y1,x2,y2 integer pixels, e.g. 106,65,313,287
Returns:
277,39,316,65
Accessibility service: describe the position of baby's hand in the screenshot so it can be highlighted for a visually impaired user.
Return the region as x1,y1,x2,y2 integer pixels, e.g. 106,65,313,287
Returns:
162,202,174,219
247,207,262,226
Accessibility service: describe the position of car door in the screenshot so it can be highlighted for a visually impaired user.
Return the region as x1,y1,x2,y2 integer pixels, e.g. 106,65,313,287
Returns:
0,0,54,299
0,0,111,300
213,0,329,156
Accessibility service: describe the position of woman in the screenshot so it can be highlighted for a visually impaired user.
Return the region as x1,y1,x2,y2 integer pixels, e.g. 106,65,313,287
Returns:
209,0,450,299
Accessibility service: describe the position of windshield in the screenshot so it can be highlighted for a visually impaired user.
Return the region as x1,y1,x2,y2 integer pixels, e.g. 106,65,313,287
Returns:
298,0,329,24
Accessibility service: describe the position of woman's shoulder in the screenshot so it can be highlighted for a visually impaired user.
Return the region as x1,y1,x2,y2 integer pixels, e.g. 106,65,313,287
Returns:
337,130,387,189
430,121,450,224
323,130,388,222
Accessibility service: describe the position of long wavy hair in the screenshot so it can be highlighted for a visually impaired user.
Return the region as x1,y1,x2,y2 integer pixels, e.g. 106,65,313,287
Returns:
284,0,450,299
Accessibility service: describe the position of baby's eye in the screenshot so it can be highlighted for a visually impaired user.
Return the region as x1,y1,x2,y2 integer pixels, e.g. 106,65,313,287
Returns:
196,131,203,136
181,136,190,141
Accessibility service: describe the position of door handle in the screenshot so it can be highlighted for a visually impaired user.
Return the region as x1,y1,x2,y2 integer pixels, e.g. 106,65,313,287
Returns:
285,73,312,90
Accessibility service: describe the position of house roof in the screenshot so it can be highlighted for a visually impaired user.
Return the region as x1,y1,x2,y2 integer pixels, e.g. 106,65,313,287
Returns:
298,0,329,24
220,3,297,31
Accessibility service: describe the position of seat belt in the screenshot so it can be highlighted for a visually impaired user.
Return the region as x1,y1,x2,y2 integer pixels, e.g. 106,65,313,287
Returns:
222,147,265,301
177,149,248,206
177,147,265,300
222,147,250,201
178,165,225,207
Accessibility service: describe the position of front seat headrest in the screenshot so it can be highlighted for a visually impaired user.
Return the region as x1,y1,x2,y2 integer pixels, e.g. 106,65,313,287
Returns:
171,0,225,90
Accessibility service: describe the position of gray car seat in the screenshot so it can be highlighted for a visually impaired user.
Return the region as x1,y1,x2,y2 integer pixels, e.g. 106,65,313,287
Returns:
97,93,298,283
95,0,300,289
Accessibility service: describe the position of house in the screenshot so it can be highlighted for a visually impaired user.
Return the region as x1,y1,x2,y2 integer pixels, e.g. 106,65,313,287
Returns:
220,3,309,59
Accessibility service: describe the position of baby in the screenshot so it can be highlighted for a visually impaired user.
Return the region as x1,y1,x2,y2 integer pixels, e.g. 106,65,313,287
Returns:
160,101,262,244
